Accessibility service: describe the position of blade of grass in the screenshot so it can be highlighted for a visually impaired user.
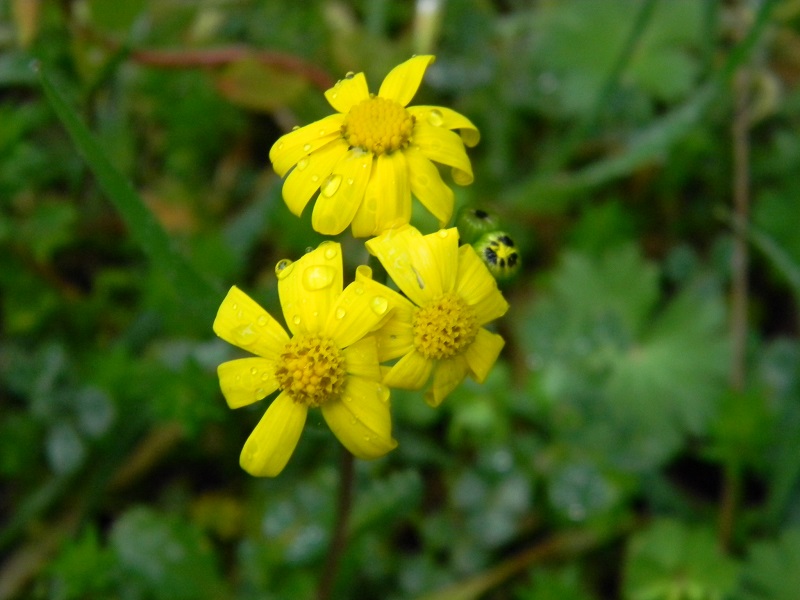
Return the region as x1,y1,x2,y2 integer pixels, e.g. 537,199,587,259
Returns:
37,63,221,319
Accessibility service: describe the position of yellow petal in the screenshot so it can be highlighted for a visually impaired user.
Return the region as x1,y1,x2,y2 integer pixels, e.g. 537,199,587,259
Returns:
412,122,474,185
455,245,509,324
423,227,459,294
282,139,349,217
351,265,415,362
351,150,411,238
321,377,397,459
371,293,415,362
213,286,290,357
217,358,279,409
463,328,504,383
324,275,395,348
269,114,345,178
383,350,433,390
404,146,454,227
324,71,370,113
407,106,480,147
279,242,343,336
365,225,441,307
343,336,381,381
378,55,435,107
311,148,373,235
240,391,307,477
425,355,469,407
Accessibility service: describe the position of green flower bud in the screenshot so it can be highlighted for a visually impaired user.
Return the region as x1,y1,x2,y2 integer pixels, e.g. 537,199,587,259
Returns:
473,231,520,282
455,207,500,245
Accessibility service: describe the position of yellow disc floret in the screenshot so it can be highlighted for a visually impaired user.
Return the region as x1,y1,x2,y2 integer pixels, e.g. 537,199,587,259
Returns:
342,97,415,155
275,335,346,407
412,294,479,360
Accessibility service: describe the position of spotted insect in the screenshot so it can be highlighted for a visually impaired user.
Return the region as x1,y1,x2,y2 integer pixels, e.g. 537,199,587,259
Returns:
455,206,501,245
473,231,520,282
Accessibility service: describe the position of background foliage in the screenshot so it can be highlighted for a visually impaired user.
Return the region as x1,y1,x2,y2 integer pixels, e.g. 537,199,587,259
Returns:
2,0,800,598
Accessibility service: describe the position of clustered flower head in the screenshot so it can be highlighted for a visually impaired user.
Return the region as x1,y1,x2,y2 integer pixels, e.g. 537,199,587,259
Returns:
214,56,511,476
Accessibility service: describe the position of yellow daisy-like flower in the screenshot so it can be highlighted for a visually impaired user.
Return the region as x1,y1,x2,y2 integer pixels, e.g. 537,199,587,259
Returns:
365,225,508,407
269,55,480,238
213,242,397,477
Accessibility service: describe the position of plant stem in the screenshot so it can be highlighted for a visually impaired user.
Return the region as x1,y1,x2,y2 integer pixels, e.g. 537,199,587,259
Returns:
316,450,355,600
721,5,753,551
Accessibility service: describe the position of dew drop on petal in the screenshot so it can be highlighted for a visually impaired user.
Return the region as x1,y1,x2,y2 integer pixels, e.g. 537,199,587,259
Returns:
250,367,258,375
377,385,389,403
303,265,335,290
311,174,320,183
427,109,444,127
292,315,301,326
232,303,239,311
277,142,285,150
321,174,343,197
261,373,270,381
319,129,326,136
233,324,257,346
335,307,346,319
275,259,294,278
257,315,268,326
354,285,364,295
296,157,309,171
344,71,355,79
437,229,449,238
303,143,312,152
347,178,354,185
370,296,388,315
292,125,300,131
322,244,338,260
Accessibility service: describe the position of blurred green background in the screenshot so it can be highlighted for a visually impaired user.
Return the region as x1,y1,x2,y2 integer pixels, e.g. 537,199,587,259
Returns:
2,0,800,598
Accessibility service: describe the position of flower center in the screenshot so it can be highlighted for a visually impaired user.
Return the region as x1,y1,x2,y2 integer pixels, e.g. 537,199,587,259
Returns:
412,294,478,360
275,335,346,407
342,97,415,155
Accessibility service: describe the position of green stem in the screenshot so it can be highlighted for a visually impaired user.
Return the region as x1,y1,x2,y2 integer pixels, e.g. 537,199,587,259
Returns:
316,450,355,600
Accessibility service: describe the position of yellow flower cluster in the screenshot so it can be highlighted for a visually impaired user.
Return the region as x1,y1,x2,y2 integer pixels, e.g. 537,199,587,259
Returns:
214,56,508,476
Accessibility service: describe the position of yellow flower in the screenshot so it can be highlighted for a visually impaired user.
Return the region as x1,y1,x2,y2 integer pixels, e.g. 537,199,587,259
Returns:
213,242,397,476
269,55,480,238
365,225,508,407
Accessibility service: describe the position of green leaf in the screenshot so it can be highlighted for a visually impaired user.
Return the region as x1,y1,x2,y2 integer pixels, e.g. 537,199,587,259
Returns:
623,519,740,600
37,64,221,323
110,507,224,600
738,529,800,600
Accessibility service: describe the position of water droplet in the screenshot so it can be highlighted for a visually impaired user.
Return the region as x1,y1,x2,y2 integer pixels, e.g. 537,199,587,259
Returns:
321,174,342,197
344,71,355,79
292,315,302,325
346,178,354,185
322,244,338,260
292,125,300,131
350,417,358,425
256,388,265,397
303,265,335,290
345,395,353,403
335,307,346,319
275,259,294,278
250,367,258,375
257,315,268,326
319,129,326,136
232,303,239,311
370,296,388,315
296,157,309,171
311,174,320,183
437,229,448,238
427,109,444,127
261,373,270,381
363,436,371,443
331,92,338,99
233,324,257,346
354,285,364,295
377,385,390,403
277,142,285,150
